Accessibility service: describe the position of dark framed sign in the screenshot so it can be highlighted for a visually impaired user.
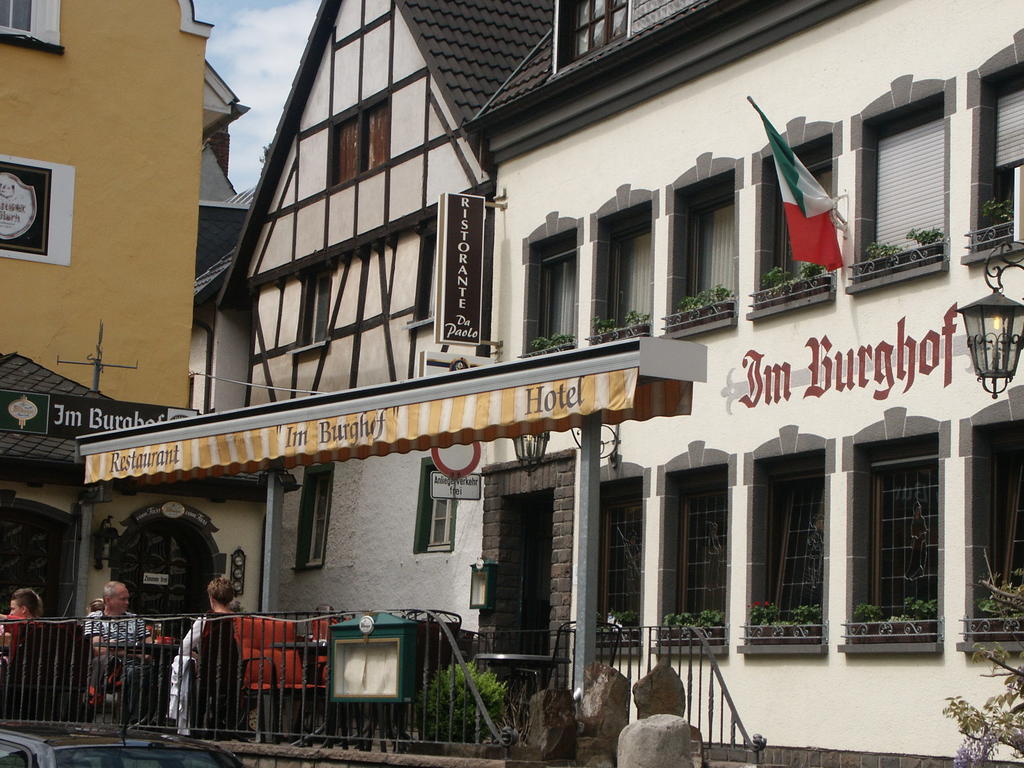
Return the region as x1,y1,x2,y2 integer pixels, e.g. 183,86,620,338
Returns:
0,154,75,266
434,192,486,347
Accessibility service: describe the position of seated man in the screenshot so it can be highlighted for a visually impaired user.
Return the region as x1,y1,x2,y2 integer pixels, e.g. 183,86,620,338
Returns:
83,581,152,723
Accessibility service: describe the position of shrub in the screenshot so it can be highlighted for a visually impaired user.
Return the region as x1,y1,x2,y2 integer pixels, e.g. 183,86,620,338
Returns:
982,198,1014,225
906,228,944,246
852,603,884,622
864,242,902,261
419,662,506,742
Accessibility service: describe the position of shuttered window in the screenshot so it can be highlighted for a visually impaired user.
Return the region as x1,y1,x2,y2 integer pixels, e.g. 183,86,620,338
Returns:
875,118,944,248
365,102,390,171
996,88,1024,169
333,118,358,185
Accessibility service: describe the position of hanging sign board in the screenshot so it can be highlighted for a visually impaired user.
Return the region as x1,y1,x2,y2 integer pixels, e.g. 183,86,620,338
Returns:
0,388,195,438
430,471,482,500
435,192,486,347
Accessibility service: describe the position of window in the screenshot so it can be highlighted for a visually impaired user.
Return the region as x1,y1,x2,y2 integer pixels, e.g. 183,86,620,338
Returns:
567,0,627,60
869,455,939,616
0,0,30,31
331,101,390,185
607,217,652,327
767,475,825,613
0,744,27,768
766,142,833,274
295,464,333,569
415,459,456,553
873,113,944,252
993,83,1024,204
677,480,728,616
685,183,736,298
413,233,436,321
538,236,577,339
299,271,332,346
990,447,1024,583
600,499,643,618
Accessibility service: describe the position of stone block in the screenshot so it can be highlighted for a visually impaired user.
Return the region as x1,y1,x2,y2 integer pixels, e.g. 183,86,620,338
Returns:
618,714,691,768
577,736,616,768
526,688,576,761
579,663,630,764
632,656,686,719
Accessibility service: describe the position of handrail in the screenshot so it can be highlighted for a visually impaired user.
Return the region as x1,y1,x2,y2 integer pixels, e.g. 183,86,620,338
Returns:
688,627,762,755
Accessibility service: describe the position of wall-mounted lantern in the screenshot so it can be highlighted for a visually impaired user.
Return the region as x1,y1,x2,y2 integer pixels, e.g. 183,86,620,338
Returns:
92,516,120,570
329,613,417,702
512,432,549,472
960,244,1024,398
469,558,497,610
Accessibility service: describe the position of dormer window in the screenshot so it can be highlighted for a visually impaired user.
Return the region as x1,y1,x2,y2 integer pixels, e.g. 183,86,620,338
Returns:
564,0,627,61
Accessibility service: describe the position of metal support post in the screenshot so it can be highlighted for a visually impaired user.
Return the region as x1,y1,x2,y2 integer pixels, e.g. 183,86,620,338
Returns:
261,470,284,612
573,412,601,694
74,501,93,616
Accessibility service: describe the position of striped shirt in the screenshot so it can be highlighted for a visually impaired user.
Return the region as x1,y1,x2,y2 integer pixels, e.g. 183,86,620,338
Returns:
83,610,148,646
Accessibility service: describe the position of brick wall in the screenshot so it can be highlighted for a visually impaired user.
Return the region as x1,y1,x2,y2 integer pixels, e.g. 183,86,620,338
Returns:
479,450,576,634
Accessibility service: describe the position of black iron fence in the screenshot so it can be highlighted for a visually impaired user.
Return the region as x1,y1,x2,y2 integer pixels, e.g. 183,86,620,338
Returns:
0,614,760,758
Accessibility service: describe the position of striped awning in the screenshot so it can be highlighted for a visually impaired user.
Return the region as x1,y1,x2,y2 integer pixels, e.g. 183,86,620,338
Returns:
79,337,706,484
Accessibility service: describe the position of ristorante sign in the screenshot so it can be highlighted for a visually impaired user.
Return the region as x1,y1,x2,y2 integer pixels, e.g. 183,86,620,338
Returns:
83,367,679,484
739,305,958,408
435,192,486,347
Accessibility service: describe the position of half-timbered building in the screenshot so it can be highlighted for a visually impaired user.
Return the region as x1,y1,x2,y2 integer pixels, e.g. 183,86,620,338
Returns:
219,0,549,613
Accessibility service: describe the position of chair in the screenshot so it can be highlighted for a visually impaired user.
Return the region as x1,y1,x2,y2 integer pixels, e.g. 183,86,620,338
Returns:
3,620,91,721
233,616,304,739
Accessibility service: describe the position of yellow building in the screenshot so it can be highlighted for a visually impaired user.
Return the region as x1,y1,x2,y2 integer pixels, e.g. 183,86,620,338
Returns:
0,0,211,406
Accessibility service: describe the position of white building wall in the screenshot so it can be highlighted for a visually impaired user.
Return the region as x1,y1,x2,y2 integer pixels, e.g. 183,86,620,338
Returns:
488,0,1023,757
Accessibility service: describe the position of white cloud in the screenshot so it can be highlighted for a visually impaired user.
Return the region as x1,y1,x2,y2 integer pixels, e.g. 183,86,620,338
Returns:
205,0,319,192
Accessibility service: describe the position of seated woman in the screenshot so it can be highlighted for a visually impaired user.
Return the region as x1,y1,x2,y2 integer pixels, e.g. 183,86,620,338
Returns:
167,577,236,735
0,588,43,647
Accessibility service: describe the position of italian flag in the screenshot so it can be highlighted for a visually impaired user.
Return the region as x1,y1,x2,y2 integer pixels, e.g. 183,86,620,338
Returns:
749,98,843,271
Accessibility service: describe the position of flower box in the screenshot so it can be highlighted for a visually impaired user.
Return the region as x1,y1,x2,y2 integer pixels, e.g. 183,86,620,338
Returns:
521,341,576,358
962,617,1024,644
750,273,834,312
651,625,727,651
663,300,736,334
587,323,651,345
849,242,946,285
843,619,939,644
966,222,1013,254
743,624,824,645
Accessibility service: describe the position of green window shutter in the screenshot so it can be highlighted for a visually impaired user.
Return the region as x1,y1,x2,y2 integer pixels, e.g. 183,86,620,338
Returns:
413,458,433,554
295,464,333,569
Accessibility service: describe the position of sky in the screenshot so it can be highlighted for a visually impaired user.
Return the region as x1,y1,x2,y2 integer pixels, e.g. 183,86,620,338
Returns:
195,0,319,193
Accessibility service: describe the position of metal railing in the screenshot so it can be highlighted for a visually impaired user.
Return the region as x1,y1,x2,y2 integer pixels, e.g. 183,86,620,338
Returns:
0,615,762,759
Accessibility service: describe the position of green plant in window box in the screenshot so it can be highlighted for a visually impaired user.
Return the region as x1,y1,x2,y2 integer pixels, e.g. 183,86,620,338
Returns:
676,285,733,313
609,609,639,627
759,266,794,292
623,310,651,327
530,333,575,352
592,316,618,335
982,198,1014,225
905,228,944,246
748,601,782,625
789,603,823,625
891,597,938,621
852,602,885,622
797,262,826,280
977,569,1024,618
864,242,902,261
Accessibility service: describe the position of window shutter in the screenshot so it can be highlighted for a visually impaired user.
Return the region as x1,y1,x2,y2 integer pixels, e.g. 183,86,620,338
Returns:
875,118,944,247
997,89,1024,168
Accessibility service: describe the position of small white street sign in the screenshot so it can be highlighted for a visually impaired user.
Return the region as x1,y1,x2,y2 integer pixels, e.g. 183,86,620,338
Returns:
430,471,481,500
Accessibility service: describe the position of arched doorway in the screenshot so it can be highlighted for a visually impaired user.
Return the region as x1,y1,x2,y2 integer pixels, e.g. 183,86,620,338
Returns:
0,509,64,611
111,503,219,614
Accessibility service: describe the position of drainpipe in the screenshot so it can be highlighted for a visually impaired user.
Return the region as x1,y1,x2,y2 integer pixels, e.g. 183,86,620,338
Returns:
260,470,285,612
76,483,111,616
573,412,601,694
